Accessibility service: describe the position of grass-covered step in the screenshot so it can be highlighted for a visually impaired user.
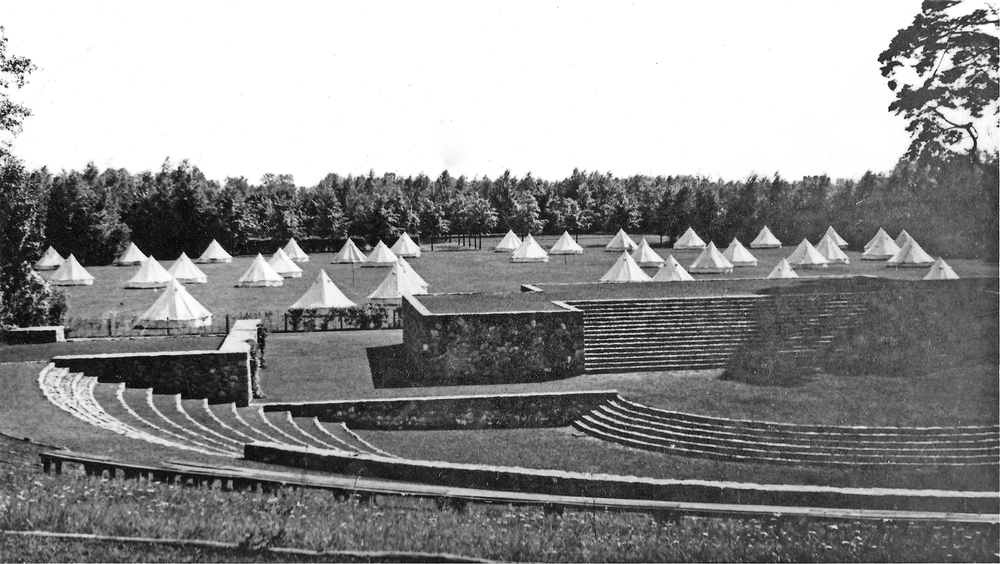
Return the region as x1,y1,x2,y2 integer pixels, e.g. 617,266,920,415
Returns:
265,410,340,450
615,398,1000,440
575,414,999,466
238,406,310,447
118,387,235,456
587,409,999,461
149,393,242,453
600,403,1000,450
206,402,277,444
179,399,254,445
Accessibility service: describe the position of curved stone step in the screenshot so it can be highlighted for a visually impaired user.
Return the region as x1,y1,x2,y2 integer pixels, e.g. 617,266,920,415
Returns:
614,398,1000,439
180,399,255,445
587,409,999,461
118,387,234,456
313,420,396,457
600,403,1000,449
206,403,278,444
575,416,998,466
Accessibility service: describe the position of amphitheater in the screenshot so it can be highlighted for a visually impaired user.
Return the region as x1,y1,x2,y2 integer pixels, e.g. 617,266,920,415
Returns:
9,267,998,526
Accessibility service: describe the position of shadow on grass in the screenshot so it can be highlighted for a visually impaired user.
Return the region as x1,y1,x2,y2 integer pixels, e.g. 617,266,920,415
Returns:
366,344,419,388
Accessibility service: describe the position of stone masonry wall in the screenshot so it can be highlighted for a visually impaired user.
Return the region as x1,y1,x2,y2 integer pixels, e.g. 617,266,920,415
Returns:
51,351,251,406
402,296,585,386
264,390,617,430
50,319,259,407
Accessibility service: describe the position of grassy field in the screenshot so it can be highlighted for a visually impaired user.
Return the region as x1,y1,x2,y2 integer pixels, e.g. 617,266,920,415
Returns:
50,238,999,320
0,447,996,563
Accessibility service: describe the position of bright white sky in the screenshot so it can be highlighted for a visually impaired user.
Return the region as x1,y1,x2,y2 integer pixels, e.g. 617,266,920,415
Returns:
3,1,987,186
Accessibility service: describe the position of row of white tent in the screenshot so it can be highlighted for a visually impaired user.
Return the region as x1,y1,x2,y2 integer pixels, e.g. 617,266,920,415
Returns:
121,259,429,330
495,225,945,271
596,246,958,283
37,231,425,273
33,232,428,287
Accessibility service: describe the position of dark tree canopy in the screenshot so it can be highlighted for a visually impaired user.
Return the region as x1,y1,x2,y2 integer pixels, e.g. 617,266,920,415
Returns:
879,1,999,162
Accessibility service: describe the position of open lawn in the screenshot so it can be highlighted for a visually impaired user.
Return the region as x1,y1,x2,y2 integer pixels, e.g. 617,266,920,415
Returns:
52,239,999,320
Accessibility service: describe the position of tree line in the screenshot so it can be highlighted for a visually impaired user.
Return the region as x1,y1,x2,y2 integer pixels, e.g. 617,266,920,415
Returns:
20,153,999,266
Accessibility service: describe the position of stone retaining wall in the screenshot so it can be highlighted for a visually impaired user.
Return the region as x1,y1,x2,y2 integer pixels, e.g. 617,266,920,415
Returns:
51,351,250,405
401,295,585,386
244,442,998,514
263,390,617,430
50,320,260,407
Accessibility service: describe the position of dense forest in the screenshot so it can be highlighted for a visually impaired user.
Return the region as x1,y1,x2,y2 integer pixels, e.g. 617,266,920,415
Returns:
20,153,999,266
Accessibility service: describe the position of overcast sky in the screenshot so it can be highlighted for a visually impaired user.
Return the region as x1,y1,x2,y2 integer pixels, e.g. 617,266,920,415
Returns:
3,1,983,186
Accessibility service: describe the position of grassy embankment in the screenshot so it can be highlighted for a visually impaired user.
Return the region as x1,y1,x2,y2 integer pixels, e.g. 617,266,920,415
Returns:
1,461,997,562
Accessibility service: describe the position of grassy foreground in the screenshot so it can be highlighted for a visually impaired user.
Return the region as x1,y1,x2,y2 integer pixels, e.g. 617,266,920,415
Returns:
1,466,997,563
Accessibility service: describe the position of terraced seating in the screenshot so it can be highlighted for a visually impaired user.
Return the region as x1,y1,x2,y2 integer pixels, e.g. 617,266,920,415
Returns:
38,364,210,454
41,363,393,458
568,294,866,373
572,396,1000,467
118,387,238,457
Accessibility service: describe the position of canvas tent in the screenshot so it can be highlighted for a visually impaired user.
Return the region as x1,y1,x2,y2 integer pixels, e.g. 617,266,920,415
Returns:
815,235,850,265
786,239,829,268
35,246,64,271
861,231,901,260
125,257,174,289
48,254,94,286
283,238,309,262
652,255,695,282
268,248,304,278
767,258,799,279
167,252,208,284
750,226,782,249
550,231,583,255
824,226,848,248
600,251,652,283
135,278,213,329
368,262,427,303
362,240,399,267
605,229,638,252
398,257,429,291
236,254,284,287
115,242,147,266
511,234,549,263
196,239,233,263
390,232,421,258
630,238,664,267
722,238,757,267
333,239,366,264
289,270,357,310
886,237,935,268
673,227,707,250
923,258,959,280
864,228,891,251
688,242,733,273
894,229,912,248
494,230,522,253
